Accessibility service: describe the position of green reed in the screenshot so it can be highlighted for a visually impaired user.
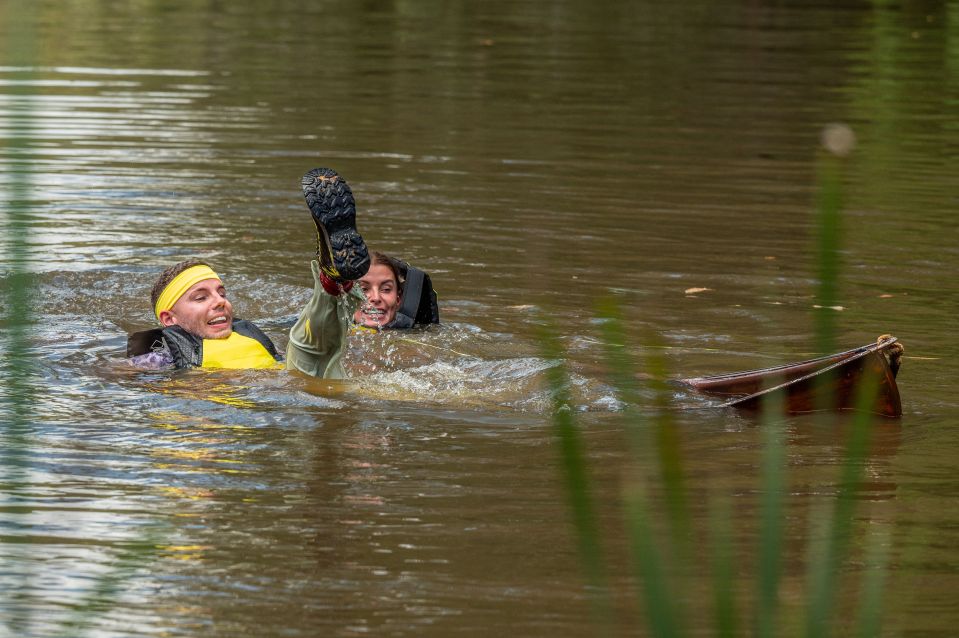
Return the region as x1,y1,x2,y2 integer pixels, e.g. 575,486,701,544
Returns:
1,7,161,636
2,5,38,635
596,303,691,635
2,0,35,496
540,322,615,635
803,126,887,638
51,532,163,638
803,363,885,638
756,394,786,638
542,125,889,636
709,495,738,638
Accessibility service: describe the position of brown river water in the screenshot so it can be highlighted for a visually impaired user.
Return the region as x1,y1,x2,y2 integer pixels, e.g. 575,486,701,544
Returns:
1,1,957,636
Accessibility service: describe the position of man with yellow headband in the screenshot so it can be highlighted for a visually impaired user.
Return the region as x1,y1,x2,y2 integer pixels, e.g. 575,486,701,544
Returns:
128,167,373,377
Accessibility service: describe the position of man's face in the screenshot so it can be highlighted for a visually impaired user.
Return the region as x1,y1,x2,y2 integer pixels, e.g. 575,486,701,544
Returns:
159,278,234,339
353,263,401,328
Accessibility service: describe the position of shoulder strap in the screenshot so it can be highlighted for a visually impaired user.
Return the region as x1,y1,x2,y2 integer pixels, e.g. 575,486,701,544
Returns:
418,271,440,325
391,266,425,329
161,325,204,368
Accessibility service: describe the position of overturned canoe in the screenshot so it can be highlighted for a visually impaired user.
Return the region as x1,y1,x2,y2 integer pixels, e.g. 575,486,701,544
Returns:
682,335,904,418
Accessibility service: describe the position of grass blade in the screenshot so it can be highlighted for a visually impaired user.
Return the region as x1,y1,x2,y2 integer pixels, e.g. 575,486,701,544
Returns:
538,322,613,632
624,481,683,638
2,7,37,636
855,526,890,638
709,494,739,638
813,125,853,357
755,398,786,638
594,300,688,636
803,369,881,638
596,300,691,549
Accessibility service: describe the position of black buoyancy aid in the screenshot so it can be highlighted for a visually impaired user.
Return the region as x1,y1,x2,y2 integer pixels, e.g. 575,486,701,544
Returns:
382,257,440,329
127,319,282,369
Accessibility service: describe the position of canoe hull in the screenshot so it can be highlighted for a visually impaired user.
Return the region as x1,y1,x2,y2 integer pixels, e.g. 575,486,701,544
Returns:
682,337,903,418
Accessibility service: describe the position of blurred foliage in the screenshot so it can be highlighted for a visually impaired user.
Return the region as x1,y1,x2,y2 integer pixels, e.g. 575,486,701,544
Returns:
542,129,891,636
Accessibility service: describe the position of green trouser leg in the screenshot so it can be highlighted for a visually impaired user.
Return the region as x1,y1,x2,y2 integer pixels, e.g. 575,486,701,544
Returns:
286,260,363,379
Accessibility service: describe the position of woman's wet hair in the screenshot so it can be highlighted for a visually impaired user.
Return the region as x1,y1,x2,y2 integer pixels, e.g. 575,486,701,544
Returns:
150,259,214,310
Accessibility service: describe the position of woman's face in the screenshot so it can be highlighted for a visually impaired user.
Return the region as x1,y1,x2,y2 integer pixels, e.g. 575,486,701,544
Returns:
353,263,401,328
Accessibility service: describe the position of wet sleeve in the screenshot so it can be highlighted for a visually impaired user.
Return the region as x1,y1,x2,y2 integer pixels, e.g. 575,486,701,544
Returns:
285,260,361,379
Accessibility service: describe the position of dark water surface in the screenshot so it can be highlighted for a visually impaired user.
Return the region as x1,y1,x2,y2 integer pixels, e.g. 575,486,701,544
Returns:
1,1,957,636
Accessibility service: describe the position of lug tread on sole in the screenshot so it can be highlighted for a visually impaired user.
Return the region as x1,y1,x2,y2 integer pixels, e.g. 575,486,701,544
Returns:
301,168,370,281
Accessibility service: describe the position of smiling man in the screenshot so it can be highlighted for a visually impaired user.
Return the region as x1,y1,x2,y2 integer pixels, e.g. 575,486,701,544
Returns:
132,259,282,369
154,262,233,340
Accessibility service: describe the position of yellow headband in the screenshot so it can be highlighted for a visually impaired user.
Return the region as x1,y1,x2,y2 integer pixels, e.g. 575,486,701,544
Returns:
154,265,221,320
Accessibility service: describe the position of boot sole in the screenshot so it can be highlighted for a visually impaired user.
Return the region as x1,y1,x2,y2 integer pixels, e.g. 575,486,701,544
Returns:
301,168,370,281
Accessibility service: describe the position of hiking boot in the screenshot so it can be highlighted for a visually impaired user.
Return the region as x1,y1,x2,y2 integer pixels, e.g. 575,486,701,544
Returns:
301,167,370,282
